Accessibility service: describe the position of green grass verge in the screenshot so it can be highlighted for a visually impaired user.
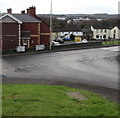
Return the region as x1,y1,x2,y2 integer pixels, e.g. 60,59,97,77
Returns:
102,40,120,45
2,84,119,116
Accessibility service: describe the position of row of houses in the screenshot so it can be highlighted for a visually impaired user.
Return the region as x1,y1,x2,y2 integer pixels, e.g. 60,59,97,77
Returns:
51,26,120,41
0,6,120,51
51,28,84,40
0,6,50,51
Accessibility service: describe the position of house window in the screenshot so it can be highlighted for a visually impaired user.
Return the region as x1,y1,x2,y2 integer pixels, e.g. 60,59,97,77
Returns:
104,30,107,33
96,35,99,38
96,29,99,33
103,35,106,38
21,31,30,39
114,34,116,39
100,29,103,33
114,30,116,33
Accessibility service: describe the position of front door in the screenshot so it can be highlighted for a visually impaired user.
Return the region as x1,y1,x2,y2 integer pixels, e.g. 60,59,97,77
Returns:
22,39,30,48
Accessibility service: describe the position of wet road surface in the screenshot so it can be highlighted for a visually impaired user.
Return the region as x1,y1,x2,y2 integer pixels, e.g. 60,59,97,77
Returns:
1,46,120,102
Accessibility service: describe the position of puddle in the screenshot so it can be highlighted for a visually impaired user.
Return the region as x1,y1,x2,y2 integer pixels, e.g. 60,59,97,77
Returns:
14,67,32,73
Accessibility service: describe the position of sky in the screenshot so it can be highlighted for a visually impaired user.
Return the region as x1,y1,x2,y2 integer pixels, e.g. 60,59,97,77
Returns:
0,0,119,14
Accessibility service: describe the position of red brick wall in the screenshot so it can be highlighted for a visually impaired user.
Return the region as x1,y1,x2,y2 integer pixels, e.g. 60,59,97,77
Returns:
40,22,50,33
1,21,51,50
0,39,2,50
30,37,38,48
2,36,18,50
2,23,19,50
2,23,18,35
21,23,39,48
22,22,50,46
40,22,50,45
40,35,50,45
22,23,38,35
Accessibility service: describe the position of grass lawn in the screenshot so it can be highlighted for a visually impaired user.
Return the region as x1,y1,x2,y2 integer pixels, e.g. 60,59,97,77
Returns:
2,84,119,116
102,40,120,45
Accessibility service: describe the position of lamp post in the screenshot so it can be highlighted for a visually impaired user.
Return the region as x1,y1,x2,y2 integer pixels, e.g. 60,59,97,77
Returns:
49,0,52,50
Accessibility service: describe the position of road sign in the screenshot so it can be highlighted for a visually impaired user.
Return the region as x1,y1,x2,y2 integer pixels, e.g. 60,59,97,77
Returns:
36,45,45,51
16,46,25,52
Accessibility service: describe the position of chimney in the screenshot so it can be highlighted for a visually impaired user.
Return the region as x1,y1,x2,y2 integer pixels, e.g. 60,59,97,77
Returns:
28,6,36,16
21,10,25,14
7,8,12,14
27,8,30,14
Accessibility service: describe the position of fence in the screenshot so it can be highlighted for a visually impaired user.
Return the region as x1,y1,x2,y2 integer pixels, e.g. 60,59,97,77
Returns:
51,41,102,51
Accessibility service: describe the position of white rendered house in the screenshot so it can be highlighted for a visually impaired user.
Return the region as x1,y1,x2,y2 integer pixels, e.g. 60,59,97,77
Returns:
91,26,110,40
110,26,120,39
91,25,120,40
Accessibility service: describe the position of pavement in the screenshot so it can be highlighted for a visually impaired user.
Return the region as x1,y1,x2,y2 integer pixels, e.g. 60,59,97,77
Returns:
2,43,120,57
1,46,120,103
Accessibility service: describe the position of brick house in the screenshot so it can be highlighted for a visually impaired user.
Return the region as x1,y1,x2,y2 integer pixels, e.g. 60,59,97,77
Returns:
0,14,22,51
0,6,50,51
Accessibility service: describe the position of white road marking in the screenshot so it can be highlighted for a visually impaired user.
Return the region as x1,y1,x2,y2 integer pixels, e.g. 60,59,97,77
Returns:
101,46,120,52
81,54,117,61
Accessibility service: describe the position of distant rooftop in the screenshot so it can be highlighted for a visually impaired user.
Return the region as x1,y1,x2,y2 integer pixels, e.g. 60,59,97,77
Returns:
91,24,118,29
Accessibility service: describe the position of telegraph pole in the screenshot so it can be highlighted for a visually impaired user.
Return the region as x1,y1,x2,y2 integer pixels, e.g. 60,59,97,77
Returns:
49,0,52,50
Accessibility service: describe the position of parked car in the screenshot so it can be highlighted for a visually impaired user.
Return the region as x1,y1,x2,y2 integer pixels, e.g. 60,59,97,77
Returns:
103,38,110,41
51,41,61,46
97,38,109,41
54,38,64,44
65,38,71,41
82,39,88,43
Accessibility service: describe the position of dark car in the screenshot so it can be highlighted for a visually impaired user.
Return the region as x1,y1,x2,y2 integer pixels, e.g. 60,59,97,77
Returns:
54,38,64,44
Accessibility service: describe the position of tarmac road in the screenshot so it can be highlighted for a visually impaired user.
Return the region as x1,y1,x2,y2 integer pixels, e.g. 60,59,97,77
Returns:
1,46,120,103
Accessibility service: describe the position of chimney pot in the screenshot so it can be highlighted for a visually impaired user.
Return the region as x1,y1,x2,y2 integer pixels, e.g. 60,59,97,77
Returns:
7,8,12,14
28,6,36,16
27,8,30,14
21,10,25,14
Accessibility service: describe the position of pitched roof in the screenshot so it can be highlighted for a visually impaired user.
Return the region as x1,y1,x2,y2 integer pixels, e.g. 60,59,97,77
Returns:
0,13,22,23
91,25,111,29
92,24,120,30
13,14,41,23
116,24,120,29
36,15,50,25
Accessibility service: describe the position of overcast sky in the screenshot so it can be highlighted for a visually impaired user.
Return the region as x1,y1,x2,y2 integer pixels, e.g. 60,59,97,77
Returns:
0,0,119,14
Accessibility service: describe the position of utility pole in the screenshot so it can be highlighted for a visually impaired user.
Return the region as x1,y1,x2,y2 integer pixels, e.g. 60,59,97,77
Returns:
49,0,52,50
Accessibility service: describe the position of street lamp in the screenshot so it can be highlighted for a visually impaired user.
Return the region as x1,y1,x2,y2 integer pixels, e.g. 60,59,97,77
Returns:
49,0,52,50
